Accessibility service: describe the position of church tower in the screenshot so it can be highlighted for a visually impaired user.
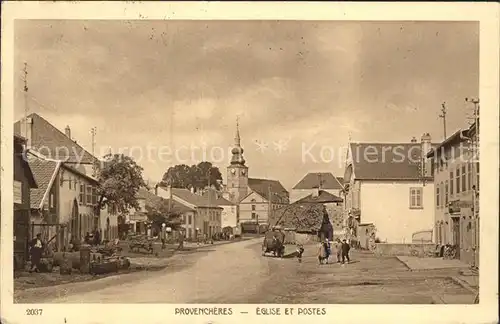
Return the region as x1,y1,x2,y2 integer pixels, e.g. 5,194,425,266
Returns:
227,118,249,203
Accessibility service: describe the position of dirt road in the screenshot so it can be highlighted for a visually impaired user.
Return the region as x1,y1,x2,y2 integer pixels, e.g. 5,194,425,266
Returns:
44,238,267,303
17,239,474,304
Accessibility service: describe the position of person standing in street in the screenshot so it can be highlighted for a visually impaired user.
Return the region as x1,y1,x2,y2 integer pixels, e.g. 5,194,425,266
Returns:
161,223,167,250
29,233,44,273
334,238,342,263
341,239,351,264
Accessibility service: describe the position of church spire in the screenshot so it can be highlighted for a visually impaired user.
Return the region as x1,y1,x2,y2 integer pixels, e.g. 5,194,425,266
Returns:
235,116,241,146
230,116,245,165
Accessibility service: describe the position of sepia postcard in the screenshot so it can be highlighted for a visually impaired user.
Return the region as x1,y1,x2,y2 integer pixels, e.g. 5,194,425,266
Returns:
1,2,499,324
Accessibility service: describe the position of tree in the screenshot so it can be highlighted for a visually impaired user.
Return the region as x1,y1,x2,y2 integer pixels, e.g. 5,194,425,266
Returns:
145,199,183,233
95,154,146,214
161,161,223,191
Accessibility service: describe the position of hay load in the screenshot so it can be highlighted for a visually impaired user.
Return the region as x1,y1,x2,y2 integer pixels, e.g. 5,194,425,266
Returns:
268,203,333,243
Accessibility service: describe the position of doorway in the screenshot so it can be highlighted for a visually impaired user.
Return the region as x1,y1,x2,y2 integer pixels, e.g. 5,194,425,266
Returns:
451,217,461,259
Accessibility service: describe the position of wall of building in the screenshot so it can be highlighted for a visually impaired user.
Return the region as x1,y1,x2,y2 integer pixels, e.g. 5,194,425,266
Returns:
359,181,435,244
432,148,479,266
239,191,270,224
181,211,196,239
220,204,237,228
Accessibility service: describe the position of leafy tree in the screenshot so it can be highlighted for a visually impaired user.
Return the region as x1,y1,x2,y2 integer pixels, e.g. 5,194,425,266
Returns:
145,199,183,232
95,154,146,214
161,161,222,191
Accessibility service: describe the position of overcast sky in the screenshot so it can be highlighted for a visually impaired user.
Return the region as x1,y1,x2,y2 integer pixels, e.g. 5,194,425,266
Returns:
14,20,479,189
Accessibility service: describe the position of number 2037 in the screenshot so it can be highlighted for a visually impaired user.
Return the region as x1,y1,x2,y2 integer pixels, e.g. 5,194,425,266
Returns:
26,309,43,315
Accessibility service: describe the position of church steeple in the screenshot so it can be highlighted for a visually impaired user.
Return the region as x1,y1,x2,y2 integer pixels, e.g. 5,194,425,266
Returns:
231,117,245,165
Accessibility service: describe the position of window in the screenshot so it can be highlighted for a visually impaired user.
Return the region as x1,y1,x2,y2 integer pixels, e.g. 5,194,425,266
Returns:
251,205,256,211
188,215,192,225
86,185,92,205
436,185,440,208
476,163,480,189
440,182,444,208
461,165,467,192
182,215,186,223
409,188,423,209
445,181,449,206
79,184,85,204
91,187,97,205
449,172,454,196
455,167,460,194
49,193,55,208
467,163,472,190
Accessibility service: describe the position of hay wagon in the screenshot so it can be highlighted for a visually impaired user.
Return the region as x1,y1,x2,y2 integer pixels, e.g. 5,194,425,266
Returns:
262,229,285,258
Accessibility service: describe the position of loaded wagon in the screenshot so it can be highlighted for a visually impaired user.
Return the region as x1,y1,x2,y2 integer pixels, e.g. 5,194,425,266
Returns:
262,228,285,257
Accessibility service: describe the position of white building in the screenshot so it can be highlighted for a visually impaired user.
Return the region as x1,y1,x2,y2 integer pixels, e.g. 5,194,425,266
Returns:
343,134,437,243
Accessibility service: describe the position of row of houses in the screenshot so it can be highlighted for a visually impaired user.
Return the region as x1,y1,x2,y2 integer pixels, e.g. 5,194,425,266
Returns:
340,120,479,267
12,113,120,269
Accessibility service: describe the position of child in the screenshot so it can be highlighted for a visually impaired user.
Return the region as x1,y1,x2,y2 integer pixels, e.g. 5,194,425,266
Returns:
296,244,304,263
341,239,351,264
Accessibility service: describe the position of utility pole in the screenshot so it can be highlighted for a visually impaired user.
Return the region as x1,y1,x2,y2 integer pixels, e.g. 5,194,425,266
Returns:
267,184,272,227
23,62,29,140
91,127,97,156
439,102,447,140
465,97,480,270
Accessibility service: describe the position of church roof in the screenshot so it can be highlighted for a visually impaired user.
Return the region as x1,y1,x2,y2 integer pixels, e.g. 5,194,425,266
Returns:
247,178,289,204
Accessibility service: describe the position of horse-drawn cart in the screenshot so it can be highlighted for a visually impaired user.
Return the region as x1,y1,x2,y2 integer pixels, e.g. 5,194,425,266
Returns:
262,229,285,257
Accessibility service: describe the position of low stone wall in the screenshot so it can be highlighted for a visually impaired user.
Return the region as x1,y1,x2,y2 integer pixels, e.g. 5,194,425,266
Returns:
373,243,438,257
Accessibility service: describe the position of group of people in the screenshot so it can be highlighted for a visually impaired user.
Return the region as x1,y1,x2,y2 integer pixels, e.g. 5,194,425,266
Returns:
84,228,102,246
318,238,351,265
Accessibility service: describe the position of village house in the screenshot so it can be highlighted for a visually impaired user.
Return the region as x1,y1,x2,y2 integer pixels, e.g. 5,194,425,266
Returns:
26,150,113,248
202,187,238,229
223,120,289,226
13,135,38,270
128,187,193,236
343,134,436,243
295,187,344,236
426,122,479,267
155,186,222,240
15,113,118,244
290,172,344,203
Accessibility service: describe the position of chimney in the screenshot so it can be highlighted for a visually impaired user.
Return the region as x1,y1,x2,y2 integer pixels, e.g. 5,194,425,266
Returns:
19,117,33,148
154,184,158,196
410,137,417,143
420,133,432,177
65,125,71,139
312,186,320,198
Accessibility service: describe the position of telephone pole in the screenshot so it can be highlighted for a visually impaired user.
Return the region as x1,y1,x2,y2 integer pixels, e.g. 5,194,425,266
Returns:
439,102,447,140
23,63,29,140
268,184,272,226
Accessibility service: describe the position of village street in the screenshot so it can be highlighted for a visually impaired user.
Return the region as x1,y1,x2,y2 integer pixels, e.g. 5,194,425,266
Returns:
15,238,475,304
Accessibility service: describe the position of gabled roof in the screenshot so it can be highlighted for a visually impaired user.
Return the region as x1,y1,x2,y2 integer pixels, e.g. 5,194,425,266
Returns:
202,188,235,206
14,113,96,164
426,129,467,158
292,172,344,190
26,153,61,209
14,136,38,188
295,190,343,204
348,142,438,181
247,178,289,204
137,188,194,214
160,187,222,209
